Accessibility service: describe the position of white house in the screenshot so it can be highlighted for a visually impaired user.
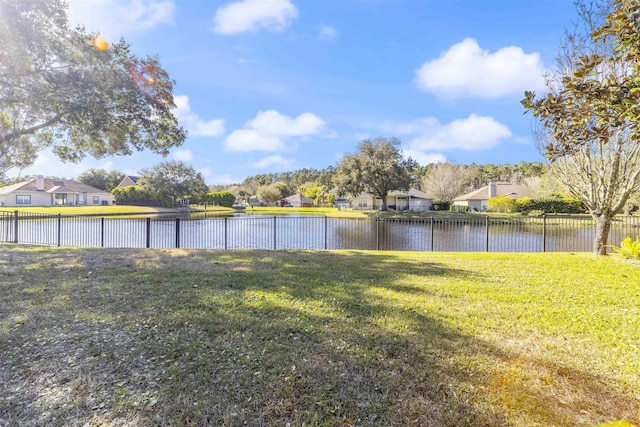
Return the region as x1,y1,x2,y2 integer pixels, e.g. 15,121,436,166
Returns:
349,188,434,211
0,177,114,207
452,182,532,212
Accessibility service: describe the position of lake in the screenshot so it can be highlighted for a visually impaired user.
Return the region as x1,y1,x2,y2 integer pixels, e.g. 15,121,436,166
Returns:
3,213,639,252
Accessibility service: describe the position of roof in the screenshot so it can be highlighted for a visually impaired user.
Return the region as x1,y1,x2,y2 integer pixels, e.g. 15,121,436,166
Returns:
0,178,111,195
117,175,140,187
454,182,532,201
388,188,433,199
283,193,314,204
352,188,433,200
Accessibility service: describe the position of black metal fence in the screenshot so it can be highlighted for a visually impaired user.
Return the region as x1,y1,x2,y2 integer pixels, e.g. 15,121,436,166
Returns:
1,211,639,252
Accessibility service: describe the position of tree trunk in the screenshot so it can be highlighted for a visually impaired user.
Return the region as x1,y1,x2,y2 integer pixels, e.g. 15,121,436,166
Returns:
380,195,388,211
592,214,612,256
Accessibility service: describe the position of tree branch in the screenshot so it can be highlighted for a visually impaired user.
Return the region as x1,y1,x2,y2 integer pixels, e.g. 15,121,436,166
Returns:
0,115,61,144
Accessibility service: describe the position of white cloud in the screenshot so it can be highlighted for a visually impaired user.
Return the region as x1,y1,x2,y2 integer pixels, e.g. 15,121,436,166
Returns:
213,0,298,35
253,154,295,170
319,25,338,41
414,38,545,99
173,149,193,161
378,114,511,165
173,95,225,137
67,0,175,39
224,109,326,152
208,173,242,185
401,150,447,166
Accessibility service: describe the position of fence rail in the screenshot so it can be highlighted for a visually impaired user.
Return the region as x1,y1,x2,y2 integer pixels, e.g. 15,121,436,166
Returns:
1,211,639,252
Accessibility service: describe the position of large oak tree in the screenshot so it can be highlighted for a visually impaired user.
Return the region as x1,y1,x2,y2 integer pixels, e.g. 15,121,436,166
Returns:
0,0,186,178
334,137,417,211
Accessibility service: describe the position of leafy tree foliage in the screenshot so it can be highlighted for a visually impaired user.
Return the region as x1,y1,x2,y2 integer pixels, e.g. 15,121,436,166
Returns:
256,182,288,203
523,0,640,255
111,185,160,207
487,196,516,213
206,191,236,207
334,137,417,210
0,0,186,178
77,168,125,192
139,161,208,207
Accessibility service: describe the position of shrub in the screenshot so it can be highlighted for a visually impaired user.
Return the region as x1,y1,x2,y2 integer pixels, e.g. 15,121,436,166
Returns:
432,199,450,211
515,197,534,212
111,185,163,207
487,196,516,213
515,195,585,214
450,204,469,213
610,237,640,259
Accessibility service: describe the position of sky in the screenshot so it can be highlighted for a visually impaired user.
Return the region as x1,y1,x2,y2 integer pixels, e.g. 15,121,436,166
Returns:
14,0,579,185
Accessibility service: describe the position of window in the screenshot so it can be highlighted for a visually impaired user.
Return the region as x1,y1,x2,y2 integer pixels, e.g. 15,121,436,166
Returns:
16,195,31,204
357,200,369,208
93,196,100,204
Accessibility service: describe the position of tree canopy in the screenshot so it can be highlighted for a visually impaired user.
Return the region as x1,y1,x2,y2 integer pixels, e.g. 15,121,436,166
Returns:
139,161,208,206
523,0,640,255
77,168,125,192
334,137,417,210
0,0,186,178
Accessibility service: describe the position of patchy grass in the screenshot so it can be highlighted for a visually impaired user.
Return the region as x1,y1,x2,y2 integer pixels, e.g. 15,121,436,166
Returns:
0,246,638,426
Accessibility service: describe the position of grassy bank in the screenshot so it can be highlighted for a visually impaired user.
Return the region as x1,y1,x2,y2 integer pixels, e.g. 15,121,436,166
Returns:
0,205,234,216
0,247,638,426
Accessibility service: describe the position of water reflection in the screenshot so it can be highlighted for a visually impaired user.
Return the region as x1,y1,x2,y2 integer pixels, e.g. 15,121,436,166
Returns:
7,214,640,252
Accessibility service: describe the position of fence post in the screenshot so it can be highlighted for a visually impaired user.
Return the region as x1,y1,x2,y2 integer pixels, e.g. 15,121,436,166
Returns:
101,217,105,247
146,217,151,248
376,218,380,251
57,213,62,247
273,216,277,250
175,217,180,248
224,217,228,250
430,217,434,251
485,216,489,252
542,214,547,252
324,216,328,250
13,210,18,243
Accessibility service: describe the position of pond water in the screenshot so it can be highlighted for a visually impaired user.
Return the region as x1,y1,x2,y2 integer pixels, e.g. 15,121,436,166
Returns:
4,213,640,252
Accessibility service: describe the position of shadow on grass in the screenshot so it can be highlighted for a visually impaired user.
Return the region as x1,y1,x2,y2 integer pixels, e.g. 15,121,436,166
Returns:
0,247,637,426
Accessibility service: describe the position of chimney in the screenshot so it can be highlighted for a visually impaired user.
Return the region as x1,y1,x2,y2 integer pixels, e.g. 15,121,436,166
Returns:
35,176,45,191
488,182,497,198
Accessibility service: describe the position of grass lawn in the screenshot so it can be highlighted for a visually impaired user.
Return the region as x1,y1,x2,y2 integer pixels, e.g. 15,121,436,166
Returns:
0,247,638,426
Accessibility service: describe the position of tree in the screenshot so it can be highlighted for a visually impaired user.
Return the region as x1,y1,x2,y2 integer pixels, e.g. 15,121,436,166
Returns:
139,161,208,207
111,185,158,206
522,0,640,255
77,169,125,192
256,184,282,204
422,162,474,203
334,137,417,210
0,0,186,179
206,191,236,207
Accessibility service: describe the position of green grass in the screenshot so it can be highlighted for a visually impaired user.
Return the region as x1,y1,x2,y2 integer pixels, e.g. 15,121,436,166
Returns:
0,205,179,215
0,246,638,426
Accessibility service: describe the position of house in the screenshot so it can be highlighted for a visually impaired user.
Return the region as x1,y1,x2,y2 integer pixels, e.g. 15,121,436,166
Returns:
116,175,140,188
452,182,532,212
0,177,114,207
349,188,434,211
281,193,314,207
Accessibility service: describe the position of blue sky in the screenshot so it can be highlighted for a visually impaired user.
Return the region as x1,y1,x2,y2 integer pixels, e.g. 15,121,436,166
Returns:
16,0,578,184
